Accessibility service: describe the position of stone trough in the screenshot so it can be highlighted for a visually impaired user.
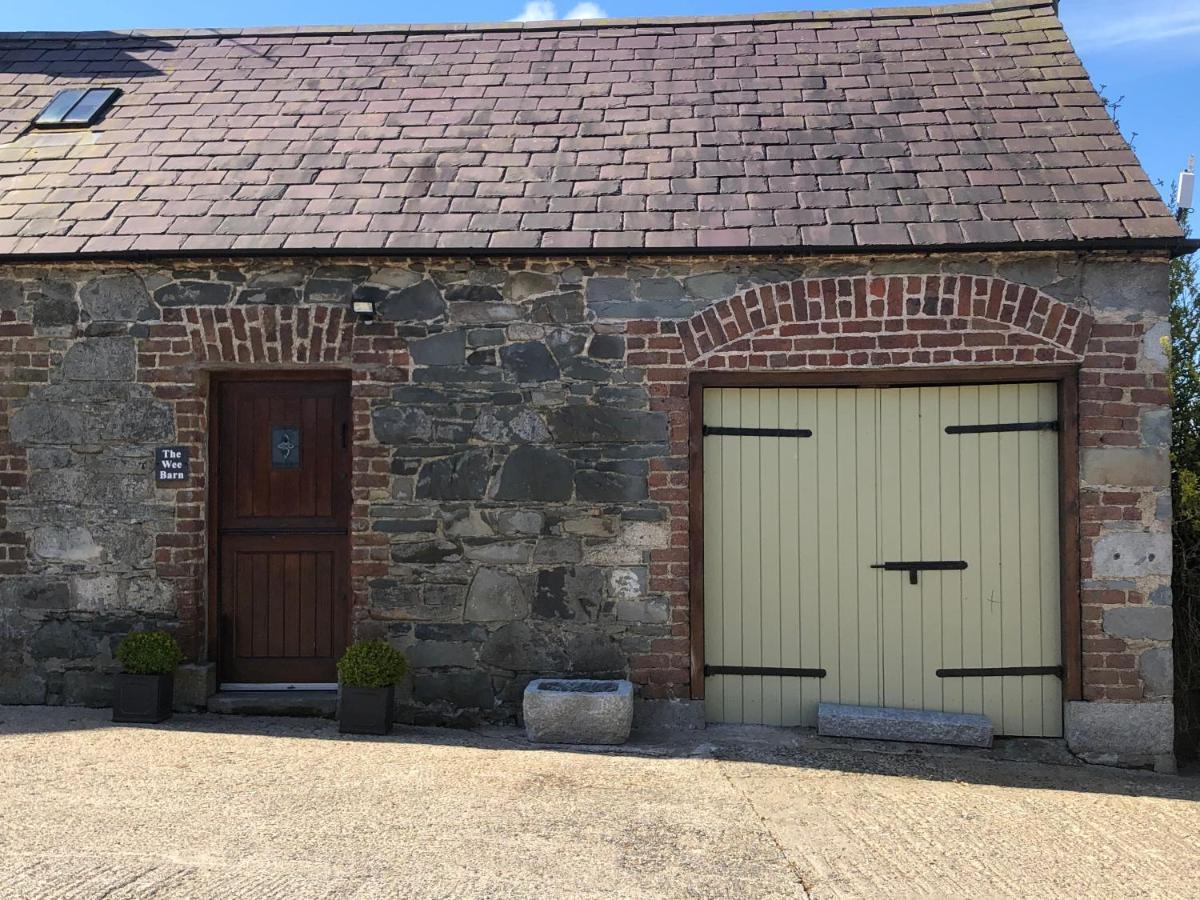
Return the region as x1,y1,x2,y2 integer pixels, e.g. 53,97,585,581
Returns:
523,678,634,745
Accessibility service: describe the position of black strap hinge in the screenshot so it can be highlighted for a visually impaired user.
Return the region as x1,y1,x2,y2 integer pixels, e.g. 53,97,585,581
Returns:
936,666,1063,679
703,426,813,438
945,421,1059,435
704,664,826,678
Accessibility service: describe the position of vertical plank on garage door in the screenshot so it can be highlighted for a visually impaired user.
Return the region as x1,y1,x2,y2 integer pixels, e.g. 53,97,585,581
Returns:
815,388,841,707
936,386,965,713
899,387,926,710
877,387,904,710
778,390,805,725
942,386,970,715
1038,383,1064,737
955,386,985,715
1018,383,1043,733
702,388,726,722
835,388,860,704
996,383,1024,735
796,389,822,724
738,390,764,724
975,384,1005,727
720,389,744,721
759,389,783,725
918,386,945,715
855,387,881,708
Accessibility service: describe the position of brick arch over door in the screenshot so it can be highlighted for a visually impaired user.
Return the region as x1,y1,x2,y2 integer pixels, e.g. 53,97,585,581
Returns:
137,304,410,659
624,273,1094,701
676,274,1094,368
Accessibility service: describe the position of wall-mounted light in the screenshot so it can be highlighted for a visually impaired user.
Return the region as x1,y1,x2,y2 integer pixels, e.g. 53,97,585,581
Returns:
351,299,376,322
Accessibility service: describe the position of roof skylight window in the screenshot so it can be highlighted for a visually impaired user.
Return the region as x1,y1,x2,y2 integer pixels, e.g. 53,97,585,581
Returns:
33,88,120,128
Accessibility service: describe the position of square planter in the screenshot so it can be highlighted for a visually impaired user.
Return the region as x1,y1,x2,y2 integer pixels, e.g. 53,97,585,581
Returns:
338,684,395,735
523,678,634,745
112,673,174,724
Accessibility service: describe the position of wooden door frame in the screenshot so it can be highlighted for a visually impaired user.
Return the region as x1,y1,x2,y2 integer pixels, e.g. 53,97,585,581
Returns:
687,363,1083,703
205,369,354,682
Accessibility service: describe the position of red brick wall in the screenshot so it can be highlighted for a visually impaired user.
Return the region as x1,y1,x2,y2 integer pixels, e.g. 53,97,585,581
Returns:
1078,321,1171,701
135,304,409,658
631,273,1097,700
0,314,46,576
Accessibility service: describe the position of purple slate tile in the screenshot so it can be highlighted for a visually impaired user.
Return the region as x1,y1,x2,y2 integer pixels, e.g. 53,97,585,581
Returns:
0,3,1182,256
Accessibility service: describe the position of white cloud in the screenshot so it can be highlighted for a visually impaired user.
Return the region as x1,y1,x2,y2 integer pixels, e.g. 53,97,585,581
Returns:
511,0,607,21
565,2,607,17
1069,3,1200,50
513,1,557,21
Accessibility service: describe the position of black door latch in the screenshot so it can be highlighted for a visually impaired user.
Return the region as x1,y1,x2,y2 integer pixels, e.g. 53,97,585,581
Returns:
870,560,968,584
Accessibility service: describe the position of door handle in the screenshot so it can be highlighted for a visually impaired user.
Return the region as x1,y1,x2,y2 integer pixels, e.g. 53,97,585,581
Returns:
870,560,968,585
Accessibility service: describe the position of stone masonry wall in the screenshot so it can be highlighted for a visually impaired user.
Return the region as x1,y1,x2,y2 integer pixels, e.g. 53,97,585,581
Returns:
0,251,1174,753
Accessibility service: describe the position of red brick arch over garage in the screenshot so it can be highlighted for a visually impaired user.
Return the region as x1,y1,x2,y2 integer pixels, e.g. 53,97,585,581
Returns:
674,274,1094,368
624,273,1095,701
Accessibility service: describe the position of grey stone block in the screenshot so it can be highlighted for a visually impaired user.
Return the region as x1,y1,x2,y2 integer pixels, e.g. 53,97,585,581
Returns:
0,670,48,705
409,330,466,366
500,341,560,382
32,292,78,326
465,568,530,622
62,670,111,707
407,641,478,669
683,272,738,301
374,408,436,441
493,445,574,501
1149,585,1173,606
480,622,567,672
1091,532,1171,578
1065,700,1173,761
1143,321,1170,369
174,662,216,712
30,526,102,562
1103,606,1172,640
523,678,634,745
31,620,98,661
414,671,494,709
507,270,555,301
633,698,705,734
817,703,993,748
1141,408,1171,447
378,280,445,320
1081,448,1169,488
614,598,669,623
547,406,668,444
1080,259,1169,315
153,281,232,307
79,274,151,322
416,449,491,500
1139,648,1173,699
208,690,336,718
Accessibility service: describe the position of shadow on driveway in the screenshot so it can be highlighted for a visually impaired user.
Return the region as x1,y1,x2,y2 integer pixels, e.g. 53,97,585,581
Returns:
2,703,1196,802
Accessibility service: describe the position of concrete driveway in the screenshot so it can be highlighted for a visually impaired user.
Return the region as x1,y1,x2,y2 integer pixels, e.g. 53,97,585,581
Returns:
0,706,1197,899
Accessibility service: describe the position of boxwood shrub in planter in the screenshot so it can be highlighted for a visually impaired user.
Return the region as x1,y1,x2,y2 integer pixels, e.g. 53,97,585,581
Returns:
112,631,184,724
337,640,408,735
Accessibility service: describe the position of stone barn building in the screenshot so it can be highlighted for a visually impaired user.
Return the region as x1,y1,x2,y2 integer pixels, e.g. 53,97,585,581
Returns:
0,1,1193,768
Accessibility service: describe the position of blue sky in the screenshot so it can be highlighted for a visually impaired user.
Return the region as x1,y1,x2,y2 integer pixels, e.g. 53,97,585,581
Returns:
2,0,1196,203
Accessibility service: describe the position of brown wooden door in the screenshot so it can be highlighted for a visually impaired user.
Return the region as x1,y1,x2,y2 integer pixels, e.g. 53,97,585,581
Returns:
216,378,351,684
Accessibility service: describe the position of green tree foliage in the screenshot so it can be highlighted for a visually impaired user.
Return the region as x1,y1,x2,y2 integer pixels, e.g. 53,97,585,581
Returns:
1171,209,1200,749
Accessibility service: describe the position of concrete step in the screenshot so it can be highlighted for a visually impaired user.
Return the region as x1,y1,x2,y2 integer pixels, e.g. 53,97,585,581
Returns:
207,690,337,718
817,702,993,748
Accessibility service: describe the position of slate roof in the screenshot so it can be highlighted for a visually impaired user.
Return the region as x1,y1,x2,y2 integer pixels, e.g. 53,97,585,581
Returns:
0,0,1188,258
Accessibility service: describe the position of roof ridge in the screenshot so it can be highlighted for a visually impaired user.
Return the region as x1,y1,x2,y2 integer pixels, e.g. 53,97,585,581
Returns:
0,1,1057,42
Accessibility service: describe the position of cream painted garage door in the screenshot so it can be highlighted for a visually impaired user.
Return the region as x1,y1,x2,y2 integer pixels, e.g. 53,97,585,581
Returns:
702,383,1063,737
